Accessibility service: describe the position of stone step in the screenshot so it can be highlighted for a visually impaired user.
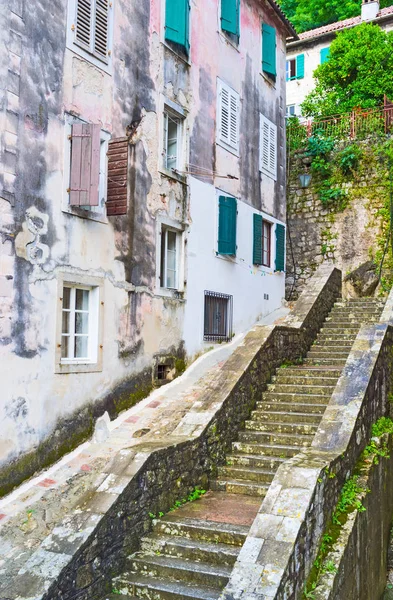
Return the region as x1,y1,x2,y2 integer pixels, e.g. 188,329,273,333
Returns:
320,323,360,330
279,367,342,377
272,374,339,386
210,478,269,497
329,308,382,316
307,350,349,360
316,333,357,341
251,409,322,424
232,440,300,458
245,419,319,435
139,535,239,567
217,464,275,483
266,383,335,395
238,430,313,447
305,358,346,366
104,595,134,600
312,339,353,348
226,453,286,470
153,517,248,546
260,392,331,405
128,555,231,589
113,574,222,600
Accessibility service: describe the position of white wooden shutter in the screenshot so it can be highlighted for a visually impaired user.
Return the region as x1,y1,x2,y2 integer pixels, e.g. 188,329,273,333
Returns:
94,0,108,59
218,80,239,152
76,0,92,48
69,123,101,206
260,114,277,180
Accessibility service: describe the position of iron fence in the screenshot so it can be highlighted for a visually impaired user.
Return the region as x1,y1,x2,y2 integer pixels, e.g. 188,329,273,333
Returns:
203,291,233,342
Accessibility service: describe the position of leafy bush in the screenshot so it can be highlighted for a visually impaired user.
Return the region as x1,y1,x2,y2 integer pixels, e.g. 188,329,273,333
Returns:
337,144,362,175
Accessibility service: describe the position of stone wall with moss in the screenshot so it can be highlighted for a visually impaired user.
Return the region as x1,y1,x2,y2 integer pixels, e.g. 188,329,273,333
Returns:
286,136,393,299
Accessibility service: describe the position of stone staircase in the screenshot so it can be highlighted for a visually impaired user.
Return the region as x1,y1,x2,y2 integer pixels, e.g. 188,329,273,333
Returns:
105,298,384,600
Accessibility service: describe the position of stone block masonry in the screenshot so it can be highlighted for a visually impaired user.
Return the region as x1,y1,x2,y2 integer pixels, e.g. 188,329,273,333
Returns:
0,265,341,600
222,280,393,599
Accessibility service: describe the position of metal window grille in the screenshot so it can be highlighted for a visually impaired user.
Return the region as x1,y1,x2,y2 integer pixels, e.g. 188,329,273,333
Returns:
204,291,233,342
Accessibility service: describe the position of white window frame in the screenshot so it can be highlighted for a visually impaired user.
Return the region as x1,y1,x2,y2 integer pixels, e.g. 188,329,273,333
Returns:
158,96,187,183
259,113,277,181
62,113,110,223
155,217,185,297
286,57,297,81
55,273,104,374
216,79,240,156
66,0,114,74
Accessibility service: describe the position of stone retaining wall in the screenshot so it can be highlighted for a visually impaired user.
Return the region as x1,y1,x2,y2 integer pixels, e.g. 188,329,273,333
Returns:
0,265,341,600
313,435,393,600
222,287,393,600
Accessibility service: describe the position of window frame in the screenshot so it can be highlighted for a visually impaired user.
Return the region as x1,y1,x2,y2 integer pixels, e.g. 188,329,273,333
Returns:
160,227,181,290
55,273,104,374
156,218,185,297
220,0,240,45
63,114,110,223
286,58,297,81
162,0,192,64
262,220,272,267
159,97,187,183
216,78,240,156
66,0,113,74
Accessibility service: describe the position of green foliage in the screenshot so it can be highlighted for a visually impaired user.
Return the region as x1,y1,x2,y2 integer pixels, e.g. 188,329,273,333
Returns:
277,0,393,34
287,116,308,152
148,487,207,520
302,24,393,118
307,134,335,157
336,144,363,175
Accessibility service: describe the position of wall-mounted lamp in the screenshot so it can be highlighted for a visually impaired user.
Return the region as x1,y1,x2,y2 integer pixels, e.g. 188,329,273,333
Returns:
299,173,311,188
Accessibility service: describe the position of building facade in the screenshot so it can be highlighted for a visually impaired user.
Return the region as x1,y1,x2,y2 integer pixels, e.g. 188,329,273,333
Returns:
286,0,393,117
0,0,294,492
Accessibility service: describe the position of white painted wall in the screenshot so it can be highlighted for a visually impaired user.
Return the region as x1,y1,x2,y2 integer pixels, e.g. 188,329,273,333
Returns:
183,176,285,357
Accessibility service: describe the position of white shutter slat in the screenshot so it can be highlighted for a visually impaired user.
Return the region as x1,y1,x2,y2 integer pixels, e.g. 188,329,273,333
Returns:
269,124,277,177
220,86,230,144
229,92,238,149
76,0,92,47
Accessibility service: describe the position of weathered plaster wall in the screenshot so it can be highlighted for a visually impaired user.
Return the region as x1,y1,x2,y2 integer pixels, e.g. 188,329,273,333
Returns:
0,0,289,493
286,145,386,299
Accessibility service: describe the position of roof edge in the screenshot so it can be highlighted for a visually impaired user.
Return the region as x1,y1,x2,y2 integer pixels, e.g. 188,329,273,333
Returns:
265,0,298,40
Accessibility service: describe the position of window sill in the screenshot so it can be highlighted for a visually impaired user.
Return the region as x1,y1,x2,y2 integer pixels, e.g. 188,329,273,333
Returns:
55,360,103,374
159,167,187,185
260,72,276,89
66,45,112,76
217,30,240,53
215,252,237,262
156,288,185,300
216,140,239,158
162,41,191,66
62,205,108,224
260,168,277,182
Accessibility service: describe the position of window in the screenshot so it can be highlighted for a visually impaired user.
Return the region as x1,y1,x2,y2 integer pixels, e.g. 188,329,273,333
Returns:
74,0,110,63
262,221,272,267
320,47,330,64
262,23,276,78
65,119,109,216
253,214,271,267
61,286,99,363
163,110,183,172
218,195,237,256
286,104,297,118
204,291,233,342
221,0,240,39
275,223,286,272
260,114,277,180
165,0,190,54
217,79,240,153
286,54,304,81
160,227,181,289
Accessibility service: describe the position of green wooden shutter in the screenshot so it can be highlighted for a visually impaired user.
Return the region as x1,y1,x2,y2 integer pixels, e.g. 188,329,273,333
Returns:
218,196,237,256
275,224,285,272
253,214,263,265
262,23,276,77
320,47,330,64
221,0,239,36
165,0,190,51
296,54,305,79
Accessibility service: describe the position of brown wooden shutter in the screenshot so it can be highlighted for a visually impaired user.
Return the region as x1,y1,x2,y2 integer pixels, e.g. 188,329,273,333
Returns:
69,123,101,206
106,137,129,216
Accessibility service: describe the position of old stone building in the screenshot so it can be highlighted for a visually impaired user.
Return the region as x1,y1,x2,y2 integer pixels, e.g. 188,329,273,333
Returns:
0,0,295,493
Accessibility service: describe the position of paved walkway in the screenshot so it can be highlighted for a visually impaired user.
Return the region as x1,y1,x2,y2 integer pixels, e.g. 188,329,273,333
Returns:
0,307,289,527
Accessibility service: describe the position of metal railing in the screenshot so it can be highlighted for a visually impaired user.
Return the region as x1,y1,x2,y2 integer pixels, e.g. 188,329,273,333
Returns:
203,291,233,342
